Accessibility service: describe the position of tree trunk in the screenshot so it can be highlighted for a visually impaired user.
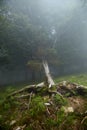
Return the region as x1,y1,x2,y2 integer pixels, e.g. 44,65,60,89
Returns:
42,60,55,88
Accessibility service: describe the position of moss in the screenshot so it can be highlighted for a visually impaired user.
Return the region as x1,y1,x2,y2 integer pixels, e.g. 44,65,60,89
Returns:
0,74,87,130
53,94,68,106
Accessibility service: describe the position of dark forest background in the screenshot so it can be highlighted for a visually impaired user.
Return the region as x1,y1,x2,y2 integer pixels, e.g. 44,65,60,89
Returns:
0,0,87,85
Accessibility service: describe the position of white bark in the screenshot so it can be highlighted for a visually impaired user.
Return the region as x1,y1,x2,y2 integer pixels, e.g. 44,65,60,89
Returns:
42,60,55,88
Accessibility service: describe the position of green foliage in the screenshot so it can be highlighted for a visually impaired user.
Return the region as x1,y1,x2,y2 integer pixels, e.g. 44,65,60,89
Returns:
25,127,33,130
5,87,16,94
3,102,11,110
55,108,66,125
53,94,68,106
64,113,77,125
27,60,42,71
45,118,58,129
29,96,45,117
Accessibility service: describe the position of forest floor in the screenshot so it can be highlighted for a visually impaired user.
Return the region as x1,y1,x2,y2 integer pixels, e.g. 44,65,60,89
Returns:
55,73,87,86
0,73,87,130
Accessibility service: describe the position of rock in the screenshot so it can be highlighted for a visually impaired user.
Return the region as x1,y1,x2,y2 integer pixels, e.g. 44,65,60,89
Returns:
44,103,50,106
10,120,16,126
15,127,21,130
63,106,74,113
62,81,67,86
14,125,26,130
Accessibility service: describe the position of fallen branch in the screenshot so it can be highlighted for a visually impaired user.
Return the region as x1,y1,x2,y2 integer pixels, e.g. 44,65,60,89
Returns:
48,90,64,99
28,92,32,110
7,82,46,98
81,116,87,124
7,85,36,98
14,94,31,99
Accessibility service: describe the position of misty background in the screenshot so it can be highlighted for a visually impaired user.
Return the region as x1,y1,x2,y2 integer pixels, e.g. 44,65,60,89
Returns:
0,0,87,85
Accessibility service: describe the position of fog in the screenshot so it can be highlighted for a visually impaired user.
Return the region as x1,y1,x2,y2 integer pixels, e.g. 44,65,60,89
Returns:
0,0,87,85
6,0,87,61
6,0,86,45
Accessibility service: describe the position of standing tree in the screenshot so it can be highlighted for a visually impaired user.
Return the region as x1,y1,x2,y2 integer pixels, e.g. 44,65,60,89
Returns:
27,30,58,88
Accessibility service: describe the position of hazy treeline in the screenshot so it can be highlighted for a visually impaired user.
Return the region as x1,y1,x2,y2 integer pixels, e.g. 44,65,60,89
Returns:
0,0,87,85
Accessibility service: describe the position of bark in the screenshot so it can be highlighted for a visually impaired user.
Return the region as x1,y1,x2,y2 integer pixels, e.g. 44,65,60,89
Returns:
42,60,55,88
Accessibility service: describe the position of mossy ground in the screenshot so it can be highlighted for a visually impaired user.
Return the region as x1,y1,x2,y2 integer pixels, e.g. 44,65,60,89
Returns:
0,73,87,130
55,73,87,86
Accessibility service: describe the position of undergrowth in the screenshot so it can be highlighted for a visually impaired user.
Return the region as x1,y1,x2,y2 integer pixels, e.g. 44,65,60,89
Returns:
0,74,87,130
